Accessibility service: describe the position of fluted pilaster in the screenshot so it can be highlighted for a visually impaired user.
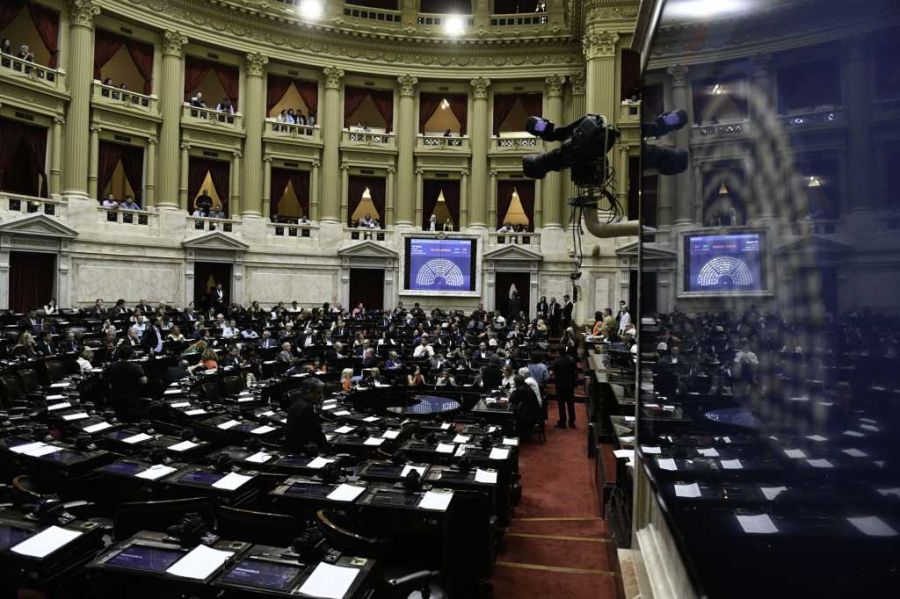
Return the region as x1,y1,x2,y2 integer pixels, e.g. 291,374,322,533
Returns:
62,0,99,197
320,66,344,222
395,74,418,226
469,76,491,228
157,30,187,209
242,52,268,217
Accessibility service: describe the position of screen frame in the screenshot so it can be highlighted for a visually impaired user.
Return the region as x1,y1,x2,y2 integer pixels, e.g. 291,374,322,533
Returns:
678,228,774,298
400,233,482,298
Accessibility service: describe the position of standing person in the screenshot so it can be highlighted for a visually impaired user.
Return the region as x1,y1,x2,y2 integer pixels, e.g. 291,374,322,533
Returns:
428,214,437,231
617,301,632,337
551,345,578,428
284,378,329,452
536,296,548,321
508,290,520,323
547,297,561,337
208,283,225,312
562,294,574,328
104,345,148,423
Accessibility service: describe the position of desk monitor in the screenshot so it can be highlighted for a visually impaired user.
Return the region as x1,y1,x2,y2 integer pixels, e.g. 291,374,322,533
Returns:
220,558,303,591
681,231,769,296
99,461,144,476
179,470,223,486
106,545,185,573
403,237,477,294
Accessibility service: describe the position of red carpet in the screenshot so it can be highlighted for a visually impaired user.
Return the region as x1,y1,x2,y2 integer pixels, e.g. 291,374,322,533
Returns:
491,401,623,599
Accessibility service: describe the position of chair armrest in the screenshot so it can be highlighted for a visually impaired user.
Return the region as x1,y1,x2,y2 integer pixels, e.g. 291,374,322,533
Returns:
385,569,441,590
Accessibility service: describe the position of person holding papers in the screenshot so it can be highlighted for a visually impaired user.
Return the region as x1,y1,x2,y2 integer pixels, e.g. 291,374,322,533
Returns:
284,377,329,452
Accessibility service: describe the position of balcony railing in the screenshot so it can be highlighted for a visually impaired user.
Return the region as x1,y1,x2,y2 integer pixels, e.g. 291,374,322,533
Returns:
99,207,155,226
692,119,750,140
416,13,475,27
489,230,540,246
0,51,63,89
779,107,844,130
343,4,401,23
490,11,549,26
493,135,541,151
265,119,319,140
182,104,243,129
417,135,470,151
346,225,392,243
187,215,240,234
342,129,395,147
794,218,841,236
92,81,157,113
268,221,317,239
1,192,65,219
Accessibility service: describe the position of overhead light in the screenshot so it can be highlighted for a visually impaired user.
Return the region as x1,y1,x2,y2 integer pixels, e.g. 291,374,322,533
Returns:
444,14,465,37
298,0,323,21
710,83,724,95
665,0,752,19
807,176,822,188
440,98,450,110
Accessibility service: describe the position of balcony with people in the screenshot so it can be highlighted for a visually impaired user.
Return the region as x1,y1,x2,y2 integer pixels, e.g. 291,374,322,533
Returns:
491,92,544,152
186,157,238,233
416,92,469,153
95,140,155,227
0,1,63,91
492,179,538,245
92,28,157,115
268,168,317,240
265,72,320,141
341,86,395,150
182,56,242,130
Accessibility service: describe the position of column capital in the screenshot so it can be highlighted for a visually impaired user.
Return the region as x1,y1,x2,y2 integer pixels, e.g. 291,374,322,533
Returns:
233,151,243,159
312,160,321,168
582,31,619,60
414,168,424,176
340,163,351,171
69,0,100,28
397,74,418,97
545,74,566,98
181,143,192,151
246,52,269,77
667,64,689,87
89,125,102,133
570,72,586,96
470,76,491,100
263,156,273,163
461,169,470,177
147,136,158,145
162,30,188,57
386,166,396,174
53,116,66,125
489,170,498,178
323,66,345,89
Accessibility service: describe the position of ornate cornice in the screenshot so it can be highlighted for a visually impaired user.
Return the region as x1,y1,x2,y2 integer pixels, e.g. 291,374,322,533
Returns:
162,30,188,57
470,77,491,100
545,74,566,98
69,0,100,28
323,66,345,89
397,74,418,97
246,52,269,77
582,31,619,60
667,64,689,87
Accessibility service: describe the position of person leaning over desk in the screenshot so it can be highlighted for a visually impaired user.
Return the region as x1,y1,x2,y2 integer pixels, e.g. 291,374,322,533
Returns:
284,377,329,452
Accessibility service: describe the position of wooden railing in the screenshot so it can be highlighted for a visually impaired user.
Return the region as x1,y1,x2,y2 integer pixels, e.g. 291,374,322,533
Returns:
93,81,157,113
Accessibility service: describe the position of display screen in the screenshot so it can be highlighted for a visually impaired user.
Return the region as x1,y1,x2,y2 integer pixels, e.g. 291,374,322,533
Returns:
100,461,143,476
404,238,476,293
220,559,301,591
107,545,184,572
180,470,223,485
683,233,766,293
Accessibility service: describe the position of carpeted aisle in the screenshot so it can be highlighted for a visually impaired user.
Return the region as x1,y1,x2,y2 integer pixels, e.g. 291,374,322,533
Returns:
491,400,622,599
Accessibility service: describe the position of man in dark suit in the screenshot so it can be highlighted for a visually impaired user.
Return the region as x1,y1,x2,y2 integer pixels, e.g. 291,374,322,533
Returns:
59,332,81,354
141,319,165,355
258,330,278,350
562,294,574,328
284,378,329,452
208,283,226,312
18,311,44,334
104,345,148,423
164,359,191,386
276,342,295,364
509,375,541,440
551,345,578,428
547,297,561,336
35,332,56,356
481,357,503,390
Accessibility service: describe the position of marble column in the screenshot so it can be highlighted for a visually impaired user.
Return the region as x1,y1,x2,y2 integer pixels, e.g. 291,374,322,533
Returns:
385,167,395,225
242,52,268,218
179,144,190,210
50,117,64,196
748,54,776,224
320,66,345,222
468,76,491,228
543,74,566,228
488,170,498,227
459,169,469,229
310,161,320,221
414,169,424,227
564,73,586,227
262,157,272,221
231,152,242,216
144,137,157,207
87,126,100,199
583,31,619,121
157,30,187,209
667,64,693,225
395,74,418,226
62,0,99,197
339,164,350,225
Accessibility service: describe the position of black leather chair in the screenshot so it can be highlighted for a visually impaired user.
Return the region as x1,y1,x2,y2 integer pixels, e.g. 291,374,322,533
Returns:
216,505,302,546
113,497,215,541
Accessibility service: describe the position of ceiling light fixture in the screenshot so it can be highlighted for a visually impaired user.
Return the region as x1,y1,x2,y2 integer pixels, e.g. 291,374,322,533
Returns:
298,0,324,21
443,14,466,37
440,98,450,110
665,0,752,20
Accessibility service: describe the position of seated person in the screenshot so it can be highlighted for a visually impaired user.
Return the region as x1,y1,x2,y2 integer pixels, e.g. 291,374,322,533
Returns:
35,331,56,356
104,345,148,423
76,348,94,373
407,366,426,386
189,348,219,373
435,368,456,387
195,189,213,213
120,196,140,210
165,359,191,385
385,350,403,370
101,194,119,209
190,92,206,108
166,325,186,342
284,378,329,452
277,341,295,364
11,332,37,358
340,368,354,392
1,38,11,56
216,97,235,114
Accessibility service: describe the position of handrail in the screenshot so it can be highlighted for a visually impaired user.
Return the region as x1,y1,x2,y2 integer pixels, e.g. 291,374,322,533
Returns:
268,221,317,239
266,119,319,137
343,129,395,145
0,50,61,86
187,215,239,233
93,81,155,110
183,104,242,126
1,192,65,218
98,206,155,226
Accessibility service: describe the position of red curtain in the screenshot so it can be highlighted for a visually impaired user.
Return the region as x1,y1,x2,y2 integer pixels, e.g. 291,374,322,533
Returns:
188,157,230,214
516,179,535,231
343,87,370,128
93,29,124,80
496,179,535,230
266,75,293,114
184,59,211,99
214,65,239,108
347,175,386,227
297,80,319,116
98,142,144,201
27,3,59,68
270,168,310,217
418,93,445,134
9,252,55,313
0,118,47,198
422,179,460,230
125,40,154,95
0,1,24,34
442,180,460,228
370,89,394,132
120,145,144,203
97,141,124,200
520,93,543,120
448,94,468,134
492,94,519,135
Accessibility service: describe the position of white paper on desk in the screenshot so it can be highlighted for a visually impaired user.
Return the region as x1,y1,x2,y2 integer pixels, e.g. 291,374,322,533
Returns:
251,425,276,435
166,544,234,580
334,426,355,434
860,424,880,432
697,448,719,458
487,426,499,433
419,489,454,511
246,452,272,464
847,516,898,537
307,457,336,469
47,402,72,411
453,435,471,444
46,394,65,401
217,420,241,430
11,525,83,558
475,468,498,484
50,383,69,389
760,486,787,501
164,389,183,396
641,446,661,455
807,458,834,469
320,404,337,411
170,401,191,408
327,484,365,502
644,403,660,409
619,436,635,444
806,434,828,442
135,464,176,480
212,472,253,490
657,458,677,471
842,448,868,458
737,514,778,534
168,440,199,452
613,449,633,460
298,562,361,599
436,443,455,454
62,412,89,421
401,465,427,478
489,447,510,460
31,444,63,457
716,436,732,444
721,459,743,470
784,449,807,459
333,410,352,417
440,423,453,430
455,446,467,457
364,437,385,446
382,429,400,440
185,409,207,416
122,433,153,445
502,437,519,447
237,397,255,403
10,441,47,454
624,416,635,422
876,487,900,499
843,430,865,438
674,483,701,498
363,416,380,423
83,421,113,434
